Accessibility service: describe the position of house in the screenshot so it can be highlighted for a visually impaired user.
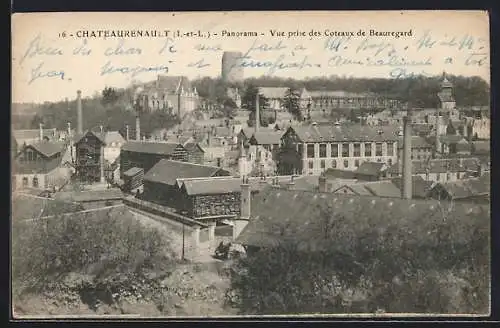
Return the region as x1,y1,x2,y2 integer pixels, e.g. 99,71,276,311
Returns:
235,187,489,253
428,174,490,203
12,141,71,190
103,131,126,164
142,159,231,207
122,167,145,193
258,87,289,110
279,123,399,175
135,75,199,117
354,162,387,181
397,136,433,161
471,117,490,140
73,131,108,183
438,135,470,155
471,141,490,156
329,180,402,198
120,141,188,178
184,142,205,165
387,158,480,183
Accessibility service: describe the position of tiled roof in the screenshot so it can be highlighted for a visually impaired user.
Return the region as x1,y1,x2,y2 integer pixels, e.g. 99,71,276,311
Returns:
258,87,289,99
390,176,434,199
288,124,399,143
146,75,192,93
123,167,144,177
363,181,402,198
388,158,480,175
324,168,357,180
397,136,433,149
144,160,226,186
250,131,284,145
236,188,489,249
25,141,65,158
355,162,385,177
11,193,83,221
104,131,125,145
165,135,193,146
121,141,184,155
180,177,242,195
54,189,124,202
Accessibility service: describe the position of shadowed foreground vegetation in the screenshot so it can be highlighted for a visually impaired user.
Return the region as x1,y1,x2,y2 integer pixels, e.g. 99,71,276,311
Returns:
227,203,490,315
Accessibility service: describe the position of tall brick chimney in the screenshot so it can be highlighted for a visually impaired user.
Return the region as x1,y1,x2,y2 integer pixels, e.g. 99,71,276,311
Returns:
76,90,83,134
255,93,260,133
402,115,413,199
135,113,141,141
125,124,130,141
39,123,43,142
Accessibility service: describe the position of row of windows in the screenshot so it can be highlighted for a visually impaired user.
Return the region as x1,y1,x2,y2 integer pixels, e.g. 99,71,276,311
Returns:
21,176,48,188
306,143,395,158
308,158,393,170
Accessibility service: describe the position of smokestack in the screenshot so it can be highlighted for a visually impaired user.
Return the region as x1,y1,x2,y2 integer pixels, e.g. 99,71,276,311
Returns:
126,124,130,141
255,93,260,133
135,114,141,141
67,122,71,138
319,173,327,192
39,123,44,142
76,90,83,134
402,115,413,199
240,176,251,219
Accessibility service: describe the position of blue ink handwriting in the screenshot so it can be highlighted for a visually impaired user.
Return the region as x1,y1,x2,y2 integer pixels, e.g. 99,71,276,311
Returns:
104,39,142,56
100,61,170,77
195,44,222,51
187,58,210,69
29,62,67,84
158,38,177,55
73,39,92,56
20,34,64,65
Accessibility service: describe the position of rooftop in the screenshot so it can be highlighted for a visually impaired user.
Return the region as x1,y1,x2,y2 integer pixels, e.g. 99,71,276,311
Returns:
287,124,399,143
144,159,228,186
388,158,480,175
355,162,386,177
397,136,433,149
250,131,284,145
236,188,489,249
121,141,185,155
54,189,125,202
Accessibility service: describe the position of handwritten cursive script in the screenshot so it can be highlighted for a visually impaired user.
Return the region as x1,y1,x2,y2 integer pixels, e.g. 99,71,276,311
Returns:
29,62,67,84
20,35,64,65
100,61,171,77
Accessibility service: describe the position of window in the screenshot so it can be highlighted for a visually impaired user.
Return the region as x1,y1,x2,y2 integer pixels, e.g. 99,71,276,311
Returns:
307,144,315,158
342,143,349,157
353,143,361,157
319,144,327,158
388,158,393,166
332,160,337,168
22,177,28,187
365,143,372,157
331,143,339,157
308,161,314,169
387,143,394,156
376,143,383,156
32,176,39,188
320,160,326,169
446,172,451,181
344,160,349,168
354,159,360,167
436,174,440,181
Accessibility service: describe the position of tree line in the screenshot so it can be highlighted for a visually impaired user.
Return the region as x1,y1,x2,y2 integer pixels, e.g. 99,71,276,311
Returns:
15,74,489,131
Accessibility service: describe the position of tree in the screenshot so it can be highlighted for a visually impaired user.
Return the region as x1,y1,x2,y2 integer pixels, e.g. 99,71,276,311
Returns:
241,84,269,112
101,87,120,107
281,88,303,121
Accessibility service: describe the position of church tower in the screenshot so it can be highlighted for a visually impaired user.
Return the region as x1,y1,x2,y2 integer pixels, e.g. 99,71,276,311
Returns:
438,71,459,120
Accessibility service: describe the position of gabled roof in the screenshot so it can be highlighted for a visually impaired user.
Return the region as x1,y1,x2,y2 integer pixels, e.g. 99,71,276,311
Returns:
184,142,205,153
236,188,489,249
23,141,65,158
355,162,385,177
324,168,357,180
258,87,289,99
12,128,57,143
333,181,401,198
431,176,490,200
123,167,144,177
287,124,399,143
73,130,107,145
250,131,284,145
104,131,125,145
144,159,227,186
121,141,185,155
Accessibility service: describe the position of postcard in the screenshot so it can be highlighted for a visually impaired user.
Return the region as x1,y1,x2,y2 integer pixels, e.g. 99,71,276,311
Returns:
11,11,491,319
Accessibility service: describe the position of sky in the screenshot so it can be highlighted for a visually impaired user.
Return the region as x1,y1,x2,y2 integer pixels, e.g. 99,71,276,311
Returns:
12,11,490,104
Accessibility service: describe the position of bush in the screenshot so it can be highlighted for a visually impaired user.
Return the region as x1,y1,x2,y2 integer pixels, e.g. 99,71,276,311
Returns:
12,207,174,295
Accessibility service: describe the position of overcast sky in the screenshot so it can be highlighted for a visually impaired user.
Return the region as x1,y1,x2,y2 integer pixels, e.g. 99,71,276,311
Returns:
12,11,490,104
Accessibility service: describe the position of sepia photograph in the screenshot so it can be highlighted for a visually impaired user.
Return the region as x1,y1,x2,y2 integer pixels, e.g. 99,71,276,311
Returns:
10,10,490,318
